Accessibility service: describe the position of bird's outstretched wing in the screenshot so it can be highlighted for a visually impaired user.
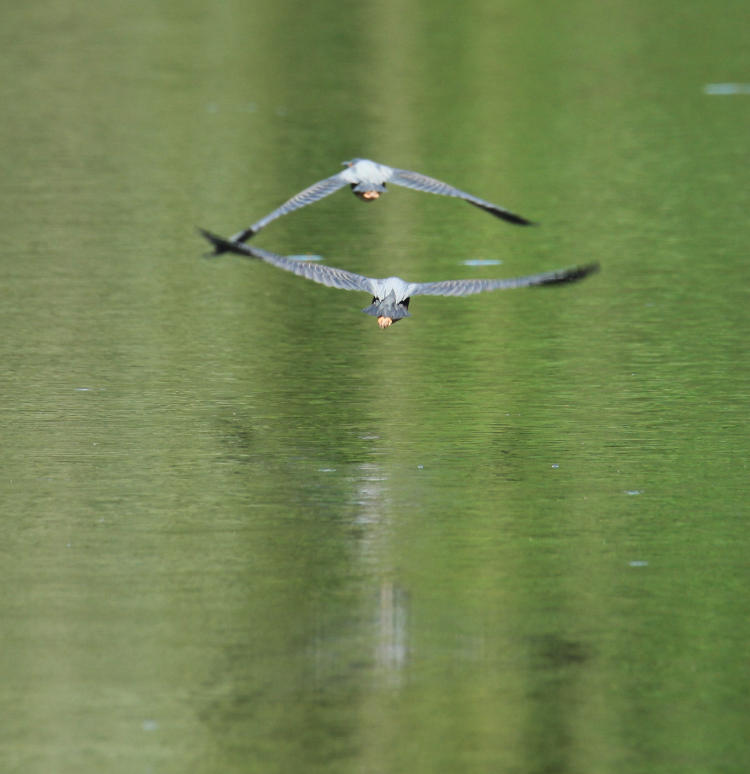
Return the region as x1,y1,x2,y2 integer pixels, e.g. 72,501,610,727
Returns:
387,167,533,226
409,263,599,297
199,229,375,293
213,172,350,250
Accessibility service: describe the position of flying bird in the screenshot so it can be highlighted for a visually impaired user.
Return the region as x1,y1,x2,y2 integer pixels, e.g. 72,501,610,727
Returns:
208,158,534,254
199,229,598,329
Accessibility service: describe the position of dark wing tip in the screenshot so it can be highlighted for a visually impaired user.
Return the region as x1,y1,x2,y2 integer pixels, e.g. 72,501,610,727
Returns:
504,213,536,226
543,262,601,285
198,227,232,256
574,261,601,279
470,201,535,226
197,227,254,258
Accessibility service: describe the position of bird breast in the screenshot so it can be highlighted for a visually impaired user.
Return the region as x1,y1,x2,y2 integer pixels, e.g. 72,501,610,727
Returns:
346,159,391,185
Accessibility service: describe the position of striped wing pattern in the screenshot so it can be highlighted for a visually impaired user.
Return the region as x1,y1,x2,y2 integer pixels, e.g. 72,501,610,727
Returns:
200,232,374,293
251,246,374,293
230,173,349,241
410,263,599,297
388,168,532,225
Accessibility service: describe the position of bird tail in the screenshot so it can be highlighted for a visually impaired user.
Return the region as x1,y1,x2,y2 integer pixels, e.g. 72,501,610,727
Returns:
361,297,410,321
351,182,387,194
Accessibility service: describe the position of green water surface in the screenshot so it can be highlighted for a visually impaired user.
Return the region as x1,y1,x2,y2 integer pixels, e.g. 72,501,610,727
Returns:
1,1,749,772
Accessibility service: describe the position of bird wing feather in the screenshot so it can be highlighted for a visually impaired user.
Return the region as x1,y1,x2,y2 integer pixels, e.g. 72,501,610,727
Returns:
229,172,349,241
409,263,599,297
199,230,375,293
387,168,532,225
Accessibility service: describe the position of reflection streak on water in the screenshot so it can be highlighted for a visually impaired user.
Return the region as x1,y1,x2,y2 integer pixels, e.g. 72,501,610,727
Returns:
376,581,409,678
703,83,750,95
353,460,409,679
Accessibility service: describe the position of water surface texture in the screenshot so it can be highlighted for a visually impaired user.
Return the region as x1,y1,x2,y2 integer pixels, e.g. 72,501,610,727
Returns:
2,1,749,773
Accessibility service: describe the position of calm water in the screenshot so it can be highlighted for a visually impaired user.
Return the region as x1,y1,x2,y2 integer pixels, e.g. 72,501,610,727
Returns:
2,1,749,772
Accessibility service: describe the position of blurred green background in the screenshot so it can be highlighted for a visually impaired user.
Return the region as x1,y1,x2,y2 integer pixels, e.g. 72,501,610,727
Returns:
1,1,749,772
